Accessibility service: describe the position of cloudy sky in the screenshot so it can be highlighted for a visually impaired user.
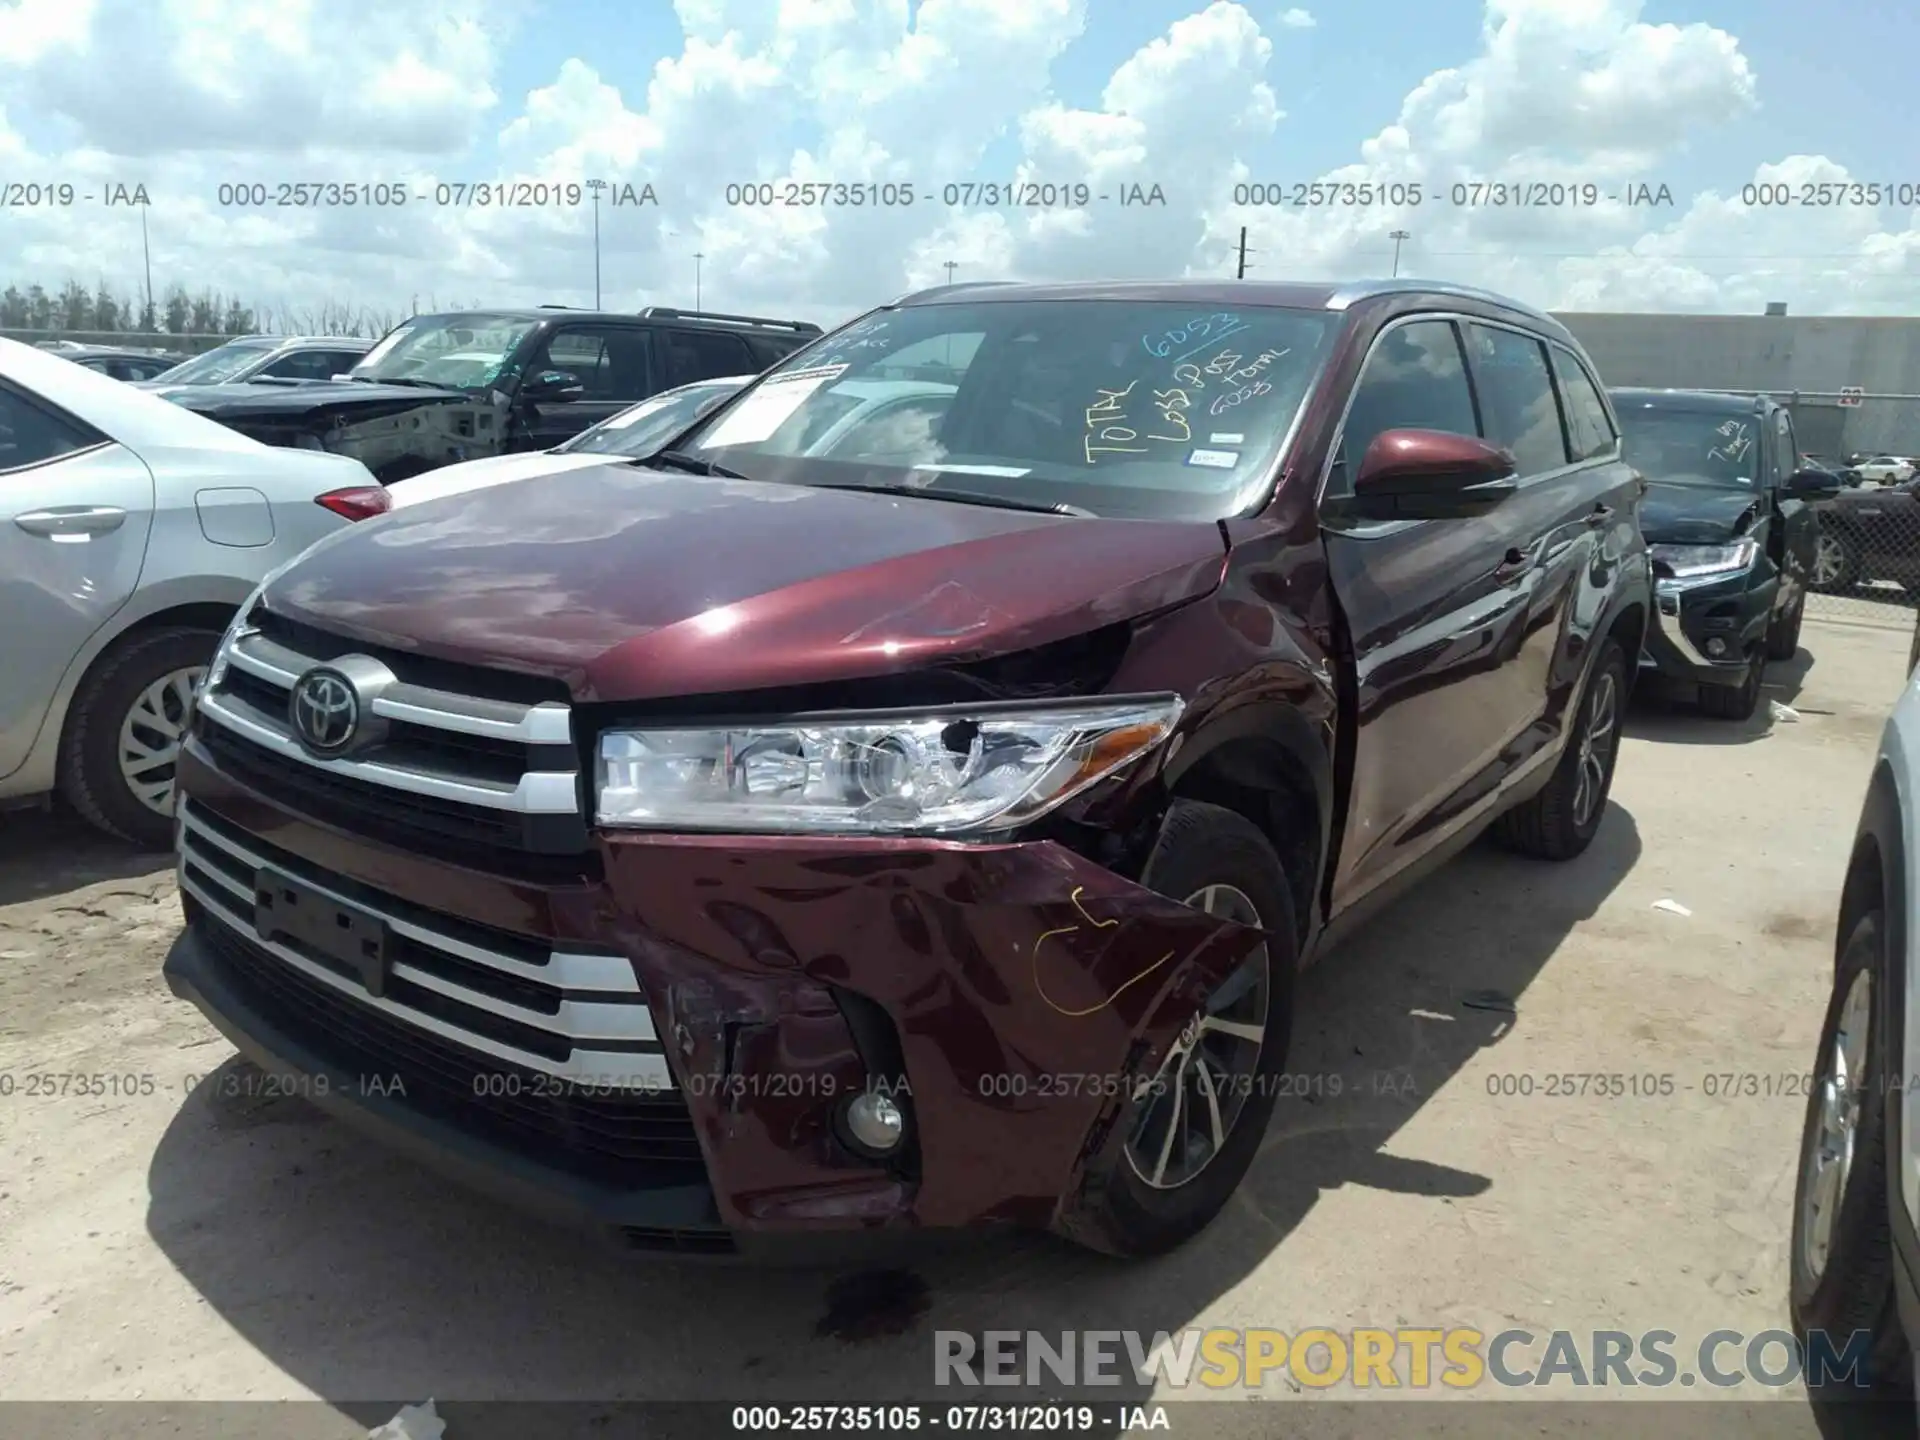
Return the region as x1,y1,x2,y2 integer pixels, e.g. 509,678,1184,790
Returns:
2,0,1917,327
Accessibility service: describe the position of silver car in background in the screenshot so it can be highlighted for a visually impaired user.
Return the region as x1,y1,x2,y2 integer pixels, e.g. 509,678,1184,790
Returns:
0,337,391,847
137,334,374,390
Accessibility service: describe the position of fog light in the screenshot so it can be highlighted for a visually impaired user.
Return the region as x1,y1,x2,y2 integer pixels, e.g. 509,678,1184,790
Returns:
843,1091,905,1153
1704,636,1729,658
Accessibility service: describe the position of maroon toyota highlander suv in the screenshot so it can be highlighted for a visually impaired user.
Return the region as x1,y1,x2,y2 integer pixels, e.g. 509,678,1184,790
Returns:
165,279,1651,1259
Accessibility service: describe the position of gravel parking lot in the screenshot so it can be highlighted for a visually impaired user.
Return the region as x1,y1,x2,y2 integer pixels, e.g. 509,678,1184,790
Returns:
1,612,1915,1438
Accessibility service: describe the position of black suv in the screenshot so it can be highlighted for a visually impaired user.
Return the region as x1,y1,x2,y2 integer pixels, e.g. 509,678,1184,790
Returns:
1611,388,1841,719
161,306,821,481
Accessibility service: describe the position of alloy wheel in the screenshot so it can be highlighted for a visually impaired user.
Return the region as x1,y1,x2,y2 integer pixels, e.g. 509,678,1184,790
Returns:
1812,533,1846,588
117,665,206,816
1124,883,1270,1191
1570,669,1618,830
1797,967,1872,1284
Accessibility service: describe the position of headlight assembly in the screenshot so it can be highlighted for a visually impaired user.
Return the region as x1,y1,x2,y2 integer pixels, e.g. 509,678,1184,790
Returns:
594,696,1184,835
1651,537,1758,582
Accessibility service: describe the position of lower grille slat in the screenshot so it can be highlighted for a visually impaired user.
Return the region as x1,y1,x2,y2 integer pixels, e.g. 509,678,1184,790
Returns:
192,913,709,1182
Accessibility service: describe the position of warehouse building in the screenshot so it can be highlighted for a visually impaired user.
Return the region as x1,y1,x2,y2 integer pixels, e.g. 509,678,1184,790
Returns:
1553,308,1920,459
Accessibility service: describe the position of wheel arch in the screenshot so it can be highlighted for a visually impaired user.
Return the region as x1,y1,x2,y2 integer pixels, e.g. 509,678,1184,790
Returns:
12,580,246,799
1157,701,1333,949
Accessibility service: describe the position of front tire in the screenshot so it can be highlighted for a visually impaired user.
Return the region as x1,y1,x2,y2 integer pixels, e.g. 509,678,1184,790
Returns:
1698,644,1765,721
1492,639,1625,861
1767,590,1806,661
59,627,217,849
1069,800,1297,1257
1789,912,1910,1392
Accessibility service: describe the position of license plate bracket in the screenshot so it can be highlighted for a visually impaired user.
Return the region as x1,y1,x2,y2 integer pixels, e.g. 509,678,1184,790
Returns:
253,868,392,998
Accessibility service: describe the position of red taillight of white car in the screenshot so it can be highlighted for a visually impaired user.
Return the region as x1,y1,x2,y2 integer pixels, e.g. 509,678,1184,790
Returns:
315,485,393,521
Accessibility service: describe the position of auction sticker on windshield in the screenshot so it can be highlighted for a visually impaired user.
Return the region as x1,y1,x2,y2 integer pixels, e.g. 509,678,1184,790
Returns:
700,366,846,447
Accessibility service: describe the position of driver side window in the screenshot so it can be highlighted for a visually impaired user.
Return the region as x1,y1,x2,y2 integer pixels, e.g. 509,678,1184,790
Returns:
1326,319,1478,499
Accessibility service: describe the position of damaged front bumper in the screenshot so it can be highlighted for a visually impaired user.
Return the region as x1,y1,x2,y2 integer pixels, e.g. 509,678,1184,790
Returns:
165,746,1263,1257
1640,569,1775,687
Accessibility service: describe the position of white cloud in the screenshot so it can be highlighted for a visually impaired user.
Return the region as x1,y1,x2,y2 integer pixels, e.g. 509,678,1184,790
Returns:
0,0,1916,329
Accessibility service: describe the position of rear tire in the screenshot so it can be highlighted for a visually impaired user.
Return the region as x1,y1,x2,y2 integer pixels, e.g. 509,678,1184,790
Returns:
1493,639,1625,861
1698,645,1764,721
1066,800,1297,1257
59,627,217,850
1789,912,1910,1393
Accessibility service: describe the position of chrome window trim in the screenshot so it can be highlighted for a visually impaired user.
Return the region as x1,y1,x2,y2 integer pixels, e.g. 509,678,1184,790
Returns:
1315,309,1601,540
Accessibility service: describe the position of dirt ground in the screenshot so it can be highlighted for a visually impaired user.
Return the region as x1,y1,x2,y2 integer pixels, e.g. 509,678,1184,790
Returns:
2,612,1918,1438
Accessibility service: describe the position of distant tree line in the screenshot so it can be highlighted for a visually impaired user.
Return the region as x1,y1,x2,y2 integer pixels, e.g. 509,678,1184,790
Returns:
0,278,421,342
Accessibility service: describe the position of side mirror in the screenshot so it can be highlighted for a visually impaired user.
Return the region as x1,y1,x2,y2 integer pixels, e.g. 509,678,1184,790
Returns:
1345,429,1519,521
1785,467,1843,499
520,369,584,402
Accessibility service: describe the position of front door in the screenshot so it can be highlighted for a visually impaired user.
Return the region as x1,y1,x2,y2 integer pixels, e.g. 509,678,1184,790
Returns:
512,326,655,451
1320,315,1599,913
0,384,156,778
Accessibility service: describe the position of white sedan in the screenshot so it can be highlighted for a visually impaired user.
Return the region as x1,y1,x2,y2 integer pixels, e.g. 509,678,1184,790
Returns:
1854,456,1915,486
390,375,962,508
0,337,388,847
390,374,752,509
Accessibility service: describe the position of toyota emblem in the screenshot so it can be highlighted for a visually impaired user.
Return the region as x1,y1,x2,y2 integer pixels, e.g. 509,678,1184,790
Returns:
290,668,360,754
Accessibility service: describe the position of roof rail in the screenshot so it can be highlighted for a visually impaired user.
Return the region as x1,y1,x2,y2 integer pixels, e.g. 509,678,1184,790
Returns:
891,281,1020,305
639,306,822,334
1323,277,1560,327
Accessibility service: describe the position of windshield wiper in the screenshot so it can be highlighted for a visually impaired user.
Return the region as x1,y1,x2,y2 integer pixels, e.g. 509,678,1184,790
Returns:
638,450,756,480
809,481,1093,517
347,374,444,389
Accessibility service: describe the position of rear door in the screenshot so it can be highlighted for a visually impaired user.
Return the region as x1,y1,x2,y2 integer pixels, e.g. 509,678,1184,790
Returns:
514,325,656,451
0,380,157,777
662,328,756,389
1319,314,1560,911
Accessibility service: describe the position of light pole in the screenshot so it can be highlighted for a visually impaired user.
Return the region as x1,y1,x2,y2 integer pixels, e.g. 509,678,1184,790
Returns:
943,259,957,285
585,179,607,307
139,203,153,331
694,252,704,310
1389,229,1411,277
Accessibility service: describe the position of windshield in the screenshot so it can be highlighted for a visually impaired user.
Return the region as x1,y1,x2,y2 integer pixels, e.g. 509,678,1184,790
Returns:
672,299,1339,521
1618,409,1760,489
558,378,746,457
349,314,540,389
151,340,277,385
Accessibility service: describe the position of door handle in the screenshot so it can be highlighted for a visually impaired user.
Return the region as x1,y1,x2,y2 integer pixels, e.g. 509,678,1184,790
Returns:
1585,505,1613,528
14,506,128,538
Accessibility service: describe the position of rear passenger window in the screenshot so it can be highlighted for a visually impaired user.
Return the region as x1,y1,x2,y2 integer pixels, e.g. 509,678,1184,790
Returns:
1465,324,1569,475
1548,346,1616,462
1328,319,1478,498
0,385,103,472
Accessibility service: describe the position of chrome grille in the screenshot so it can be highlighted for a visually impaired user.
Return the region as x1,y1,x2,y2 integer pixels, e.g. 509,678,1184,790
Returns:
177,800,673,1091
192,612,588,864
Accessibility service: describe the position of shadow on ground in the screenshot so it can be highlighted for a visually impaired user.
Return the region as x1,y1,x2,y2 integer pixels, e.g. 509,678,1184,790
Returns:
0,803,167,907
140,802,1655,1436
1626,645,1817,747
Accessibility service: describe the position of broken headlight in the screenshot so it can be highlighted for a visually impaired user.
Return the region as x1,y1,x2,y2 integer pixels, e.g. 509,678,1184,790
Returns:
594,697,1182,835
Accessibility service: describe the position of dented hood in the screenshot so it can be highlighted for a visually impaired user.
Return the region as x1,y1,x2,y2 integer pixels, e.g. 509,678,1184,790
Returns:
265,461,1230,702
1640,481,1761,545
